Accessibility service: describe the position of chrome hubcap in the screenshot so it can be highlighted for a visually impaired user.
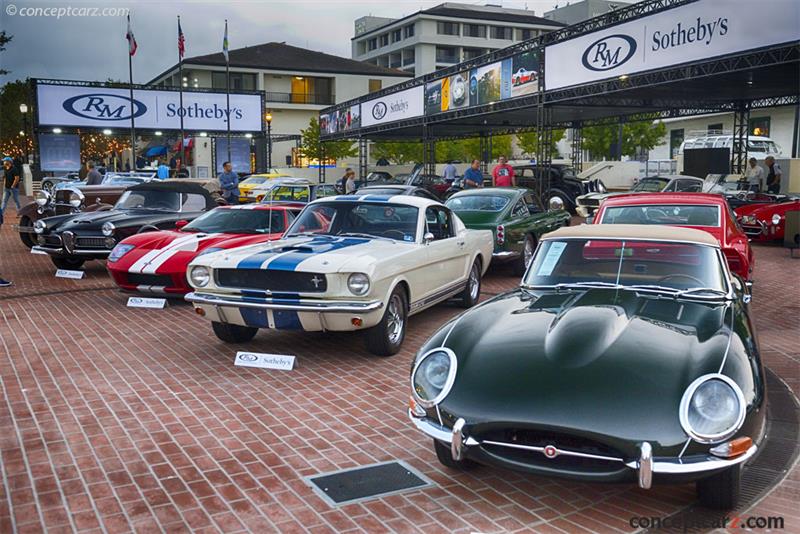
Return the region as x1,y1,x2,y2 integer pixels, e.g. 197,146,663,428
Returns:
386,294,404,344
469,265,480,301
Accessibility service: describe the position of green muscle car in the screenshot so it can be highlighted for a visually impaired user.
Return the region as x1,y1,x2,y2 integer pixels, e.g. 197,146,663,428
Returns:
409,224,765,510
445,187,571,275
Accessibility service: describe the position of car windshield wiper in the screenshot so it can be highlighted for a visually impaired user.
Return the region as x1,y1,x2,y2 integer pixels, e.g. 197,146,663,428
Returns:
337,232,396,242
677,287,729,298
628,284,681,295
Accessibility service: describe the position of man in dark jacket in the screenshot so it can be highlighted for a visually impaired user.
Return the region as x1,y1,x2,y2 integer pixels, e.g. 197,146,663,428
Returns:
85,161,104,185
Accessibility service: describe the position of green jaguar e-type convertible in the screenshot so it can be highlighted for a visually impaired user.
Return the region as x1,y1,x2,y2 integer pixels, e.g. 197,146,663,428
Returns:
409,224,764,509
445,187,571,275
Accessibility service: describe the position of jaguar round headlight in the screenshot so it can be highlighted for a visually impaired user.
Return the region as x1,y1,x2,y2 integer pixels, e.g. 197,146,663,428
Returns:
35,190,50,207
771,214,781,226
347,273,370,296
411,348,457,408
69,191,84,209
190,266,211,288
34,219,46,234
108,243,134,262
102,222,115,237
679,374,745,444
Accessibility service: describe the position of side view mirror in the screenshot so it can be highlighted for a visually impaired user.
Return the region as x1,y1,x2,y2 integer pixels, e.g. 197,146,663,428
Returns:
175,220,189,230
423,232,435,244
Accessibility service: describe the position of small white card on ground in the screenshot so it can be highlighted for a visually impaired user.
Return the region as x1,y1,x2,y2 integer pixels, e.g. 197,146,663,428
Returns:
55,269,84,279
31,249,48,255
127,297,167,309
235,351,295,371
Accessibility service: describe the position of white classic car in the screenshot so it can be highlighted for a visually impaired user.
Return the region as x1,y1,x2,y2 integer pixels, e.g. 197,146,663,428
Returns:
185,195,494,356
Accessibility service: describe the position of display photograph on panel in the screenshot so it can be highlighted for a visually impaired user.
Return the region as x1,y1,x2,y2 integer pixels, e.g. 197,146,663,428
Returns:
2,0,799,532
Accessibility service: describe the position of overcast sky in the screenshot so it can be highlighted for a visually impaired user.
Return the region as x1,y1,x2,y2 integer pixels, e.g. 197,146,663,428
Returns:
1,0,563,85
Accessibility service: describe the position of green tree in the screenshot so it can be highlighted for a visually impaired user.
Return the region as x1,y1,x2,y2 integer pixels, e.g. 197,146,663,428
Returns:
371,141,424,164
0,80,32,157
0,32,12,76
516,129,566,159
582,121,667,159
460,134,513,162
299,117,357,163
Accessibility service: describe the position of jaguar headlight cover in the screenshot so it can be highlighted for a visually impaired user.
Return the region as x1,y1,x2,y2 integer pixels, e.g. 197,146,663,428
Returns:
679,374,745,444
102,222,116,237
35,190,50,207
34,219,47,234
108,244,134,262
69,190,84,208
190,265,211,287
347,273,370,295
411,348,457,408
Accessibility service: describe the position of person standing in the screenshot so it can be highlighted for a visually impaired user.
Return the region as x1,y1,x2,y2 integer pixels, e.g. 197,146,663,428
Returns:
463,159,484,189
85,161,104,186
344,168,357,194
442,161,457,182
218,161,240,204
764,156,782,194
1,157,21,216
745,158,764,192
492,155,515,187
156,159,170,179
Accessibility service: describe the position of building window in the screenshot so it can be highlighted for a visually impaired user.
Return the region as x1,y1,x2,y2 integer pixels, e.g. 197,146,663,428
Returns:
379,34,389,47
368,38,377,51
463,24,486,38
369,79,382,92
437,22,459,36
463,47,485,60
707,123,724,134
518,28,537,40
403,24,415,38
392,29,402,42
490,26,513,39
670,129,684,158
749,116,770,136
436,46,458,63
212,72,256,90
402,48,415,65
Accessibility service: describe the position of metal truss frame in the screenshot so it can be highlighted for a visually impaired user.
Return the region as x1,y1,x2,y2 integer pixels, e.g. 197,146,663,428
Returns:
731,103,750,174
358,138,368,179
570,122,583,170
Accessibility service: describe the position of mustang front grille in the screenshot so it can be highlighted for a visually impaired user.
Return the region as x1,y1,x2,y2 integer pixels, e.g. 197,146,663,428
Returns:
215,269,327,293
126,273,174,287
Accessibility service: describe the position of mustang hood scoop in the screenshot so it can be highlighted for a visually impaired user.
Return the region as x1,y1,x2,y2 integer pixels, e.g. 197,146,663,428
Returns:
544,305,629,368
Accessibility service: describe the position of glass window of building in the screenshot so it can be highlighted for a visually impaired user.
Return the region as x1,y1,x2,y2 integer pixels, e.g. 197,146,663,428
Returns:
749,117,770,136
518,28,537,40
404,24,415,38
369,79,382,92
368,38,377,51
392,29,402,42
437,22,460,36
491,26,513,39
464,24,487,38
379,34,389,47
212,72,256,90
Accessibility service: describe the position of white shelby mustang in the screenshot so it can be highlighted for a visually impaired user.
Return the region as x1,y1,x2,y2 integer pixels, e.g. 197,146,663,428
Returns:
186,195,494,356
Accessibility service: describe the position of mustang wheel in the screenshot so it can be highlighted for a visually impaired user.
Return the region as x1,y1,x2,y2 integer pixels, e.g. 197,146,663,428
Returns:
696,465,740,509
211,321,258,343
18,216,34,248
365,286,407,357
514,235,535,276
51,257,85,270
433,440,475,469
458,259,481,308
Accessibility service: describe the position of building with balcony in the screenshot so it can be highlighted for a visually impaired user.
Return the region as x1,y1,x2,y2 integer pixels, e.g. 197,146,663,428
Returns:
148,42,411,168
352,2,564,76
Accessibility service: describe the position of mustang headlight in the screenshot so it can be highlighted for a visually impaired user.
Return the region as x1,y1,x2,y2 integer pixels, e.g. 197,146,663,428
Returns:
108,244,135,262
34,219,47,234
411,348,457,408
679,374,746,444
35,191,50,207
771,214,781,226
190,266,211,288
69,191,84,209
102,222,116,237
347,273,370,296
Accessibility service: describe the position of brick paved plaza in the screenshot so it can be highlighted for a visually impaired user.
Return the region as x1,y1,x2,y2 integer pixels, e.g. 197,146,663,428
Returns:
1,209,798,534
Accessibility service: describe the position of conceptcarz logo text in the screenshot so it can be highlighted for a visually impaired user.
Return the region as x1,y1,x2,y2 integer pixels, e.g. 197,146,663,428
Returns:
581,34,637,71
62,93,147,121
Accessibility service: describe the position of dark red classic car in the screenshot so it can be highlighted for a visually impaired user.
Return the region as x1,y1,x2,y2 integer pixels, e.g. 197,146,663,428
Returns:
736,199,800,242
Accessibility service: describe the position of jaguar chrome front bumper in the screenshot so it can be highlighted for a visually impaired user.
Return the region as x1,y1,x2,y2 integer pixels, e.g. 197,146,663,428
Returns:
409,411,758,489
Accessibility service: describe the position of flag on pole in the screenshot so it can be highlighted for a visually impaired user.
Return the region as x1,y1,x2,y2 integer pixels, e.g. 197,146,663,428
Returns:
222,20,229,62
178,18,185,58
126,15,138,56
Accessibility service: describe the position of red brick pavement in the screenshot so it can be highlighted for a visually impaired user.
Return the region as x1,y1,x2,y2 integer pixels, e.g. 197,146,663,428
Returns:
0,205,797,534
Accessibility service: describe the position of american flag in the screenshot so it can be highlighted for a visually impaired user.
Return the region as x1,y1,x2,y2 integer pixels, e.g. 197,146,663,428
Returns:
178,18,185,59
126,15,137,56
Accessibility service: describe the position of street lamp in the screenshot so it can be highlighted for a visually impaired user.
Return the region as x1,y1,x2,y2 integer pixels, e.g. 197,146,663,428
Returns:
19,103,29,162
265,111,273,171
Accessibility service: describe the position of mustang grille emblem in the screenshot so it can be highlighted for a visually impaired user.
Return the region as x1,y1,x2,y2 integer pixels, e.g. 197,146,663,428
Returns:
310,275,323,289
62,231,75,254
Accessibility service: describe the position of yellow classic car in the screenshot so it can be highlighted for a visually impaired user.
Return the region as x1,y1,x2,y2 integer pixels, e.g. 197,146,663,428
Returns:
238,170,290,202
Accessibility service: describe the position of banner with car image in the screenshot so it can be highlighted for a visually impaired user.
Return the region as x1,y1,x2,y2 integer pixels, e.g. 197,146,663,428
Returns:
424,50,539,115
319,104,361,135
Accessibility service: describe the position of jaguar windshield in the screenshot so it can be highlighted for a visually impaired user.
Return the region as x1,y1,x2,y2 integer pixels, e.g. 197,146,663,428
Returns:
183,207,294,234
285,201,419,242
524,238,728,297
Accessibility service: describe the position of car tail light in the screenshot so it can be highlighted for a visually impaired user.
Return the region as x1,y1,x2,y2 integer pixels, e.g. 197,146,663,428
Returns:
496,224,505,245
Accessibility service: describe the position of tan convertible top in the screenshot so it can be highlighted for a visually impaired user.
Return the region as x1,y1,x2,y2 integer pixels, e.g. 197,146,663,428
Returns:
543,224,719,246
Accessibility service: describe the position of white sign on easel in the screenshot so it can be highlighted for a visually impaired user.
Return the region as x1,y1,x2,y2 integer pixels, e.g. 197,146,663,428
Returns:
234,351,296,371
55,269,84,279
127,297,167,309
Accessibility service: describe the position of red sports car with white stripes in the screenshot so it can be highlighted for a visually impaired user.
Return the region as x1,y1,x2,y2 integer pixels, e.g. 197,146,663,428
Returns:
106,203,302,295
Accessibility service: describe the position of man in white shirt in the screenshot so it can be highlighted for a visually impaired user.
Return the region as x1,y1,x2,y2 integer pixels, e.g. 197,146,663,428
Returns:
744,158,764,192
442,161,457,182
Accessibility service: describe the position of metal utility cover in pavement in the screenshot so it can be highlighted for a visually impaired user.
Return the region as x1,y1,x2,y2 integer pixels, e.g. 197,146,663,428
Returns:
305,461,433,506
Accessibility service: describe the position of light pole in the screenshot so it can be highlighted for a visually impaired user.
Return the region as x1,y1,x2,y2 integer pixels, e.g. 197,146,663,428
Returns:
265,111,273,171
19,103,29,162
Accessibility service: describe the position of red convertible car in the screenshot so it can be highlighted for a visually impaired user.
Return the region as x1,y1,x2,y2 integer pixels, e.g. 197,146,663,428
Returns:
511,67,535,86
107,203,302,295
736,199,800,242
594,193,754,281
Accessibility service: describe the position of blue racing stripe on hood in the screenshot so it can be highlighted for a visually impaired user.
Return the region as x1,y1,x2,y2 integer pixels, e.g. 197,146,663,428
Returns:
268,237,368,271
237,249,285,270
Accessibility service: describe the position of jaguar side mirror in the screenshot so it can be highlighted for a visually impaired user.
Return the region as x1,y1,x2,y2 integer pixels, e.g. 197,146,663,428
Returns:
175,220,189,230
423,232,435,245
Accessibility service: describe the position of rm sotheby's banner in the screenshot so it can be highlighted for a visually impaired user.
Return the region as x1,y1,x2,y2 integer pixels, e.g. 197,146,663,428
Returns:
37,83,263,132
544,0,800,90
360,85,424,127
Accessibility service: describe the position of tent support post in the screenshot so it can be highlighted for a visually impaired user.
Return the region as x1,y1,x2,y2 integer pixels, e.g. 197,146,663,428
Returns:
536,106,553,204
480,133,490,174
319,143,326,184
570,122,583,172
731,102,750,174
358,138,368,179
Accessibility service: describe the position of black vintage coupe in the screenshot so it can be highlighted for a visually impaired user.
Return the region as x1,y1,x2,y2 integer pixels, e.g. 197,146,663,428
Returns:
409,224,764,509
32,181,218,270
